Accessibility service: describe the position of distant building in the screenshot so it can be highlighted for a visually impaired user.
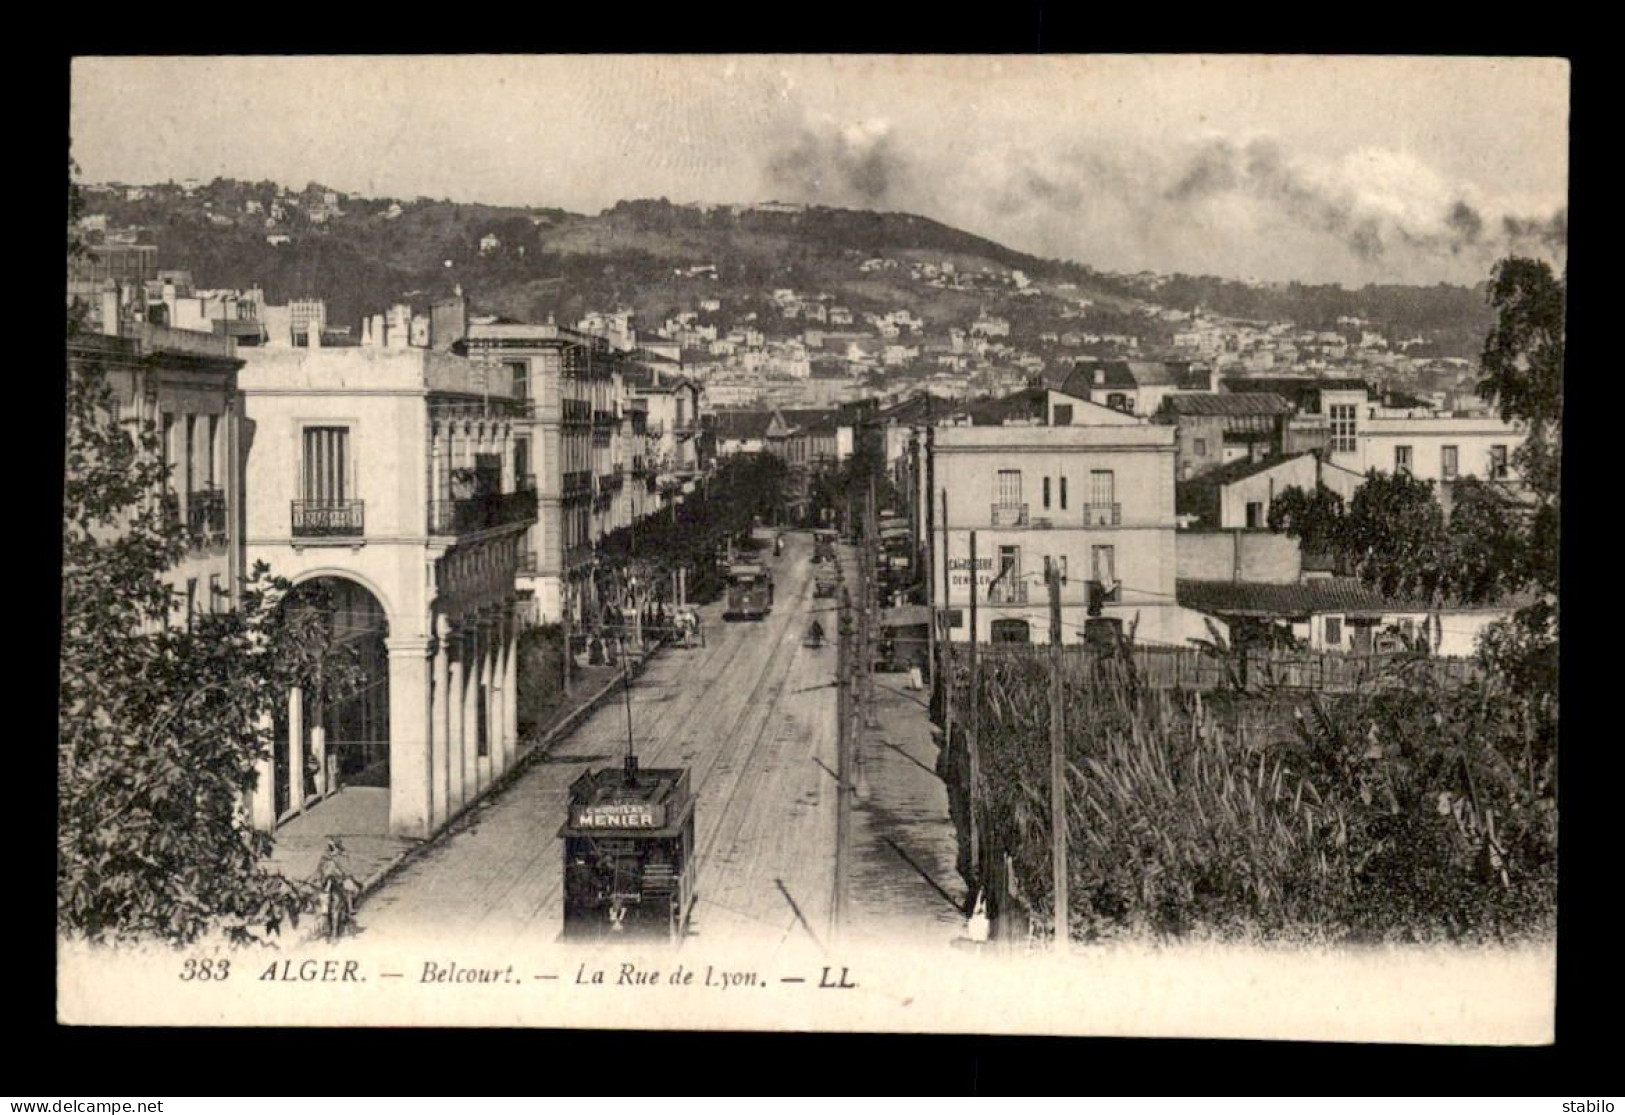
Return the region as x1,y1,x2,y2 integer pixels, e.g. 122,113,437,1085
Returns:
927,399,1190,645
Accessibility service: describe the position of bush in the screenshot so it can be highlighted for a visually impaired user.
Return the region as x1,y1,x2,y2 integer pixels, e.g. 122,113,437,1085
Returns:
946,649,1556,945
516,624,566,737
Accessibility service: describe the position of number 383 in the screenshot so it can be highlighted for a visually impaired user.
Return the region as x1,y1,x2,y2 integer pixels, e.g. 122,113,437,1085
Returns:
180,958,231,981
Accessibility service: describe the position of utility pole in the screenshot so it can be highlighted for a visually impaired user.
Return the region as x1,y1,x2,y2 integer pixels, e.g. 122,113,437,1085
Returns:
967,529,981,881
833,583,852,938
924,426,936,693
939,488,952,776
1047,558,1069,950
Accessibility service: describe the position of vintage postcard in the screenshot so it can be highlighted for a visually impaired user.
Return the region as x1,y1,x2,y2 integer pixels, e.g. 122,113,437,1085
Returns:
60,54,1564,1040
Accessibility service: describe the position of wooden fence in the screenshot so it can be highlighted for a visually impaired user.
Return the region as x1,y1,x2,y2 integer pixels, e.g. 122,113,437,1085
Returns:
974,643,1483,693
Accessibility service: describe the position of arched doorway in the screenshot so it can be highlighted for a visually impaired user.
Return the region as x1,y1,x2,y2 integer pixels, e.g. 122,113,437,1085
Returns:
274,576,391,824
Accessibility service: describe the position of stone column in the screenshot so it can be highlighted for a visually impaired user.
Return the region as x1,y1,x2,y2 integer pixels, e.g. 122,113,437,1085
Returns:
476,613,495,790
462,620,483,796
503,608,520,768
386,635,433,838
430,614,451,830
287,686,304,816
251,711,276,832
309,720,328,799
446,625,467,817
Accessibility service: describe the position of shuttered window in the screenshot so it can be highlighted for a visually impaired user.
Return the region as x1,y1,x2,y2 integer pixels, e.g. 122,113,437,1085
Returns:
996,469,1021,506
1090,469,1115,506
303,427,350,504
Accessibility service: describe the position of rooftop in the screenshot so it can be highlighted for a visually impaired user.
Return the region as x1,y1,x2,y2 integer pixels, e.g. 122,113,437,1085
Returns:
1176,576,1535,617
1160,392,1294,418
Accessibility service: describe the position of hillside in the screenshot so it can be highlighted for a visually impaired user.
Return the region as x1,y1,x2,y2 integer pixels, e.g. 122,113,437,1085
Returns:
74,179,1496,355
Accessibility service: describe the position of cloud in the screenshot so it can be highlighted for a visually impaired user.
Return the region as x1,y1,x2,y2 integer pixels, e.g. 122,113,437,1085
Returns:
755,116,1566,284
762,115,915,207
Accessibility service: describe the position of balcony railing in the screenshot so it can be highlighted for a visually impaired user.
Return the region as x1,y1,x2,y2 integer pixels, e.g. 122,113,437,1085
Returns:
293,499,365,538
427,489,538,536
1088,579,1122,605
988,579,1029,604
563,470,594,500
991,502,1029,527
188,488,227,545
1082,502,1122,526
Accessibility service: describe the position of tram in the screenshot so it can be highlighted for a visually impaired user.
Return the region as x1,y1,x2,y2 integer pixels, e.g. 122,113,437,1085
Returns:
559,756,697,942
724,561,773,620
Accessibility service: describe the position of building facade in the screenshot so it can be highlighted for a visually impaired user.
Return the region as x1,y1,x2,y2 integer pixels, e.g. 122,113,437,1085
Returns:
238,341,536,839
67,320,246,622
929,419,1184,645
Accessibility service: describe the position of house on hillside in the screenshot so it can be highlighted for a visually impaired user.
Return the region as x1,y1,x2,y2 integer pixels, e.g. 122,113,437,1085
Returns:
1064,359,1218,417
710,409,774,456
1175,452,1364,531
1156,391,1295,479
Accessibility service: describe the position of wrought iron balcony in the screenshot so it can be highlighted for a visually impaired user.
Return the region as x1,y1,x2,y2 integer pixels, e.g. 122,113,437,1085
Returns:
427,489,538,536
188,488,227,546
990,502,1029,527
1088,579,1122,605
1082,502,1122,526
988,578,1029,604
563,470,594,500
293,499,365,538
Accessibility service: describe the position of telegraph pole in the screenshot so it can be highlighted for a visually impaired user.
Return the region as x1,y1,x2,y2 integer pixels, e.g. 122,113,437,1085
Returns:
833,582,853,938
924,426,936,693
1047,558,1069,949
967,529,981,879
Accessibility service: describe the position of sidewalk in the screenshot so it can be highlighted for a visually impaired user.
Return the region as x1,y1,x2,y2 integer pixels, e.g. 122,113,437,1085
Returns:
262,642,666,900
849,650,968,943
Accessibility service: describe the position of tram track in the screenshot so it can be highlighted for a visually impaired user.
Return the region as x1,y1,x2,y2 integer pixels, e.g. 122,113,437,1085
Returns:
486,538,827,944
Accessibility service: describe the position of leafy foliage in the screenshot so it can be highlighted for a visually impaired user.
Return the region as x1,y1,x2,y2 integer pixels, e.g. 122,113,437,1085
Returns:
946,650,1555,943
60,166,359,944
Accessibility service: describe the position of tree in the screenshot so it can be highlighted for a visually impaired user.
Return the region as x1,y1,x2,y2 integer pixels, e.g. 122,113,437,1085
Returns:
1266,481,1349,563
1267,257,1562,692
60,165,357,944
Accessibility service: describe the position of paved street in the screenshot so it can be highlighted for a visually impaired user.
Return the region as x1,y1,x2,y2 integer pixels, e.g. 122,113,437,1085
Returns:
358,530,848,947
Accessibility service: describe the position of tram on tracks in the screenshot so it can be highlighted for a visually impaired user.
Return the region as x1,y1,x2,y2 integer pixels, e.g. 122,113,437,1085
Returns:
559,756,697,942
724,561,773,620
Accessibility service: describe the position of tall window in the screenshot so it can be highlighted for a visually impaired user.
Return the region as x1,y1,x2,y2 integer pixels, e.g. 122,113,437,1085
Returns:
1091,545,1116,589
206,414,220,489
996,545,1020,601
1193,437,1208,457
514,436,531,486
1325,616,1343,645
1059,476,1068,510
996,469,1022,507
160,413,175,490
1090,469,1115,507
1042,477,1051,510
506,360,528,400
1246,501,1264,528
1394,445,1412,474
1441,445,1459,480
208,574,222,614
1329,404,1358,453
1489,444,1509,479
303,427,350,504
183,415,197,494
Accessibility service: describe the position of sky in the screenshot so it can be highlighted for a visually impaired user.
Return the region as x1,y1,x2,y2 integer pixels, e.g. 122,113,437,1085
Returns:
69,55,1570,286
